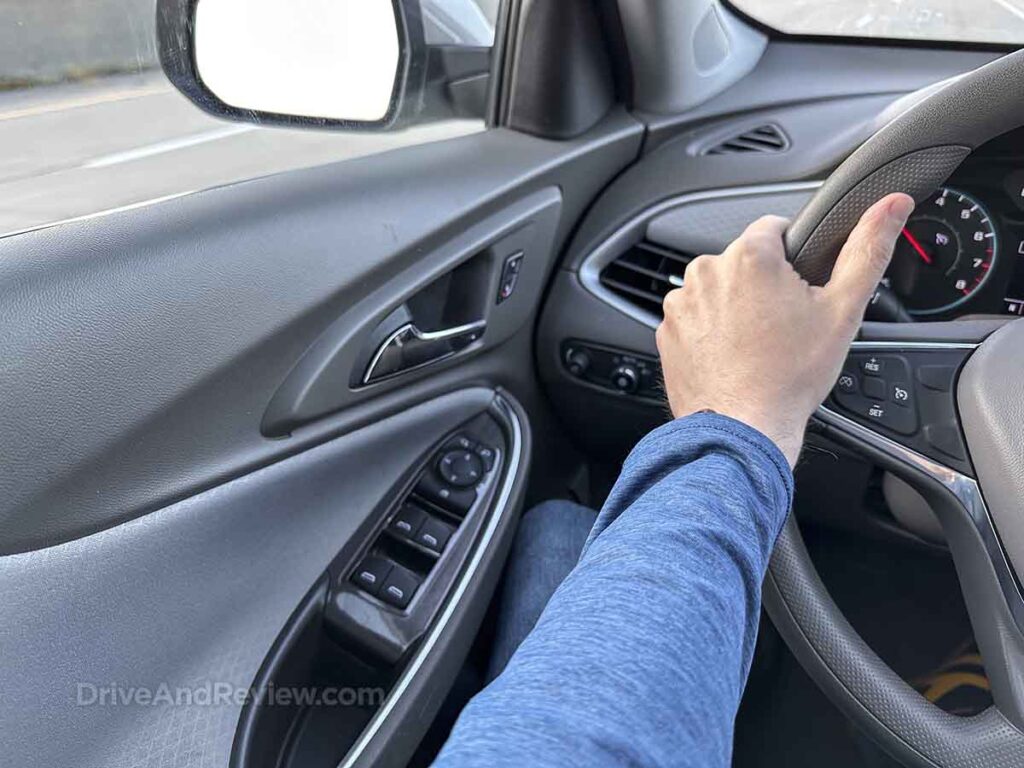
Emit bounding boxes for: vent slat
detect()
[702,124,789,156]
[610,259,678,285]
[598,240,696,320]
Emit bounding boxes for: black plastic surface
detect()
[828,349,974,475]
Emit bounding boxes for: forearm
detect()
[434,413,793,768]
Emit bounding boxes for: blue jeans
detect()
[487,500,598,679]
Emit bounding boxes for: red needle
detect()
[901,227,933,265]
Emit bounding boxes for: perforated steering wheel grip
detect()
[768,48,1024,767]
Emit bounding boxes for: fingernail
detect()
[887,193,915,221]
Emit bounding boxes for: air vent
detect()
[599,241,694,318]
[702,124,789,156]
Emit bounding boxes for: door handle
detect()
[363,320,486,384]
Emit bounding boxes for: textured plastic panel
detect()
[0,388,493,768]
[646,187,814,255]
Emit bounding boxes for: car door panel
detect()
[0,386,506,768]
[0,110,642,555]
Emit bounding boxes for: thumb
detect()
[825,193,915,316]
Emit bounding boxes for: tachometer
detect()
[888,187,998,315]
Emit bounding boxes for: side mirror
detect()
[156,0,493,130]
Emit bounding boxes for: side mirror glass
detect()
[193,0,401,124]
[157,0,495,130]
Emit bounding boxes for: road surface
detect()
[0,73,479,237]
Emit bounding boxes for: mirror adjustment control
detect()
[380,565,421,610]
[351,555,394,597]
[438,449,484,488]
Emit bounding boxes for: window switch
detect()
[387,502,426,541]
[350,555,393,597]
[415,516,455,554]
[380,565,422,610]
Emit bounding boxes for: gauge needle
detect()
[901,227,933,265]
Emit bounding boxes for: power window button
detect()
[380,566,422,610]
[351,556,393,597]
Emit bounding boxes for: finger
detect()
[825,193,915,312]
[727,215,789,262]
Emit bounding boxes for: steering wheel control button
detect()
[891,382,913,408]
[836,372,858,394]
[916,364,956,392]
[438,450,484,488]
[387,503,426,541]
[924,424,968,461]
[862,376,886,400]
[380,565,422,610]
[415,517,455,554]
[860,356,886,376]
[351,555,394,597]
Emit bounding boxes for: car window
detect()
[0,0,498,237]
[729,0,1024,46]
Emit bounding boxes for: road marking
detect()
[991,0,1024,22]
[82,124,257,168]
[0,83,170,122]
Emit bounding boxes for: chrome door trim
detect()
[338,392,524,768]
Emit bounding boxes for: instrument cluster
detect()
[891,132,1024,320]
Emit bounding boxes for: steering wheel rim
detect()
[768,48,1024,767]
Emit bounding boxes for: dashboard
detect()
[898,130,1024,320]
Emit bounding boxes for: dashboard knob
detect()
[610,364,640,394]
[566,349,591,377]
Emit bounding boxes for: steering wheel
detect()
[769,49,1024,766]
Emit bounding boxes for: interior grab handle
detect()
[363,320,486,385]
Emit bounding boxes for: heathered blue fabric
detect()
[433,412,794,767]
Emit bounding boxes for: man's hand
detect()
[657,193,915,467]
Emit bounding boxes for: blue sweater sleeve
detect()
[433,412,794,768]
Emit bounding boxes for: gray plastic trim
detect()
[577,181,823,329]
[338,392,524,768]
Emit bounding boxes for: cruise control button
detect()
[380,566,421,610]
[415,517,455,554]
[891,382,913,407]
[862,376,886,400]
[861,356,886,376]
[836,372,857,394]
[351,555,393,597]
